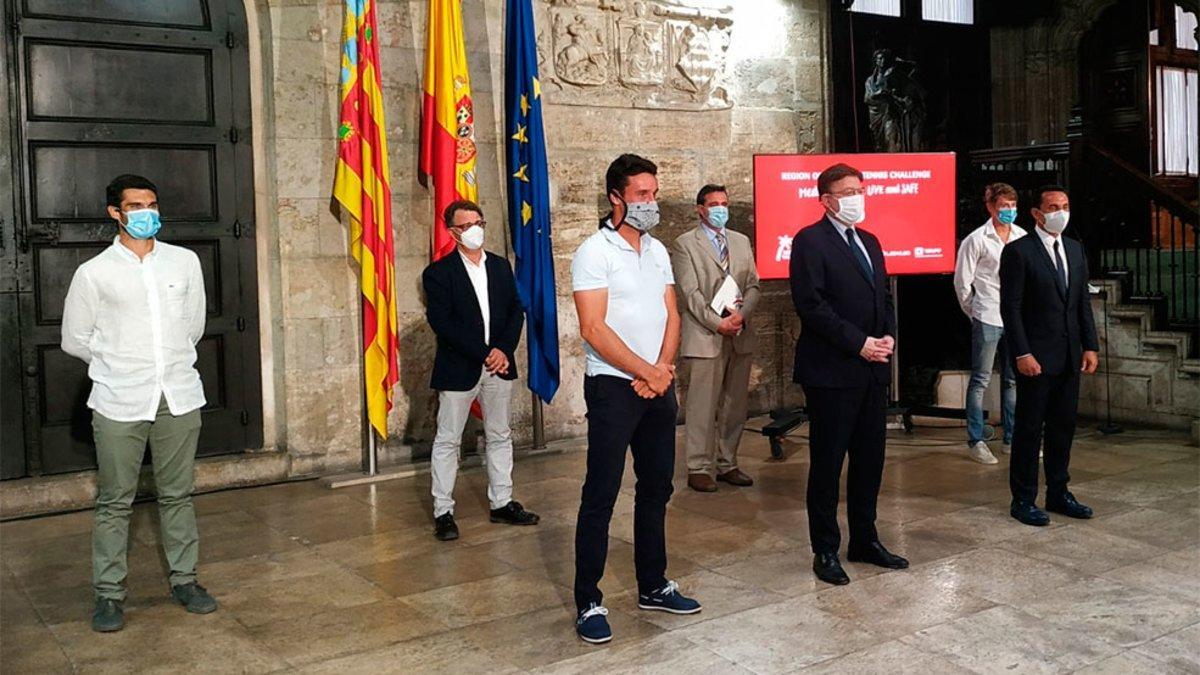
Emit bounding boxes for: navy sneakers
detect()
[637,580,702,615]
[576,603,612,644]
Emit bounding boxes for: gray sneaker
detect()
[171,582,218,614]
[92,598,124,632]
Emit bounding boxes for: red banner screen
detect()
[753,153,957,280]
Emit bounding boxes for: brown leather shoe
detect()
[687,473,717,492]
[716,468,754,487]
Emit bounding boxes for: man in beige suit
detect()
[672,184,761,492]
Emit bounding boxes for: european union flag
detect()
[505,0,559,403]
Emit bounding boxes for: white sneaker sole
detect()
[578,632,612,644]
[637,602,702,615]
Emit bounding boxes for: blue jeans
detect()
[967,319,1016,445]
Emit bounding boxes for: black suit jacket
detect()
[789,216,896,388]
[422,251,524,391]
[999,232,1099,376]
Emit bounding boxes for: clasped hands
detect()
[860,335,895,363]
[631,362,674,399]
[717,309,744,337]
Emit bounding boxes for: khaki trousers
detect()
[683,341,753,475]
[92,396,201,600]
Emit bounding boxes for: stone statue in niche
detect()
[864,49,926,152]
[537,0,733,111]
[620,3,664,85]
[554,13,610,86]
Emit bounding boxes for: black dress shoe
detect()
[847,541,909,569]
[813,552,850,586]
[1046,491,1093,519]
[1011,501,1050,526]
[434,513,459,541]
[490,500,540,526]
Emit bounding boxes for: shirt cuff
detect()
[1016,353,1033,360]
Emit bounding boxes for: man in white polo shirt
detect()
[570,154,701,645]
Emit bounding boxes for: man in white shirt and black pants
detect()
[571,154,701,645]
[61,174,217,633]
[953,183,1027,464]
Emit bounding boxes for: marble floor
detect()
[2,421,1199,674]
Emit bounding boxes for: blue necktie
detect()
[845,228,874,284]
[1053,240,1067,294]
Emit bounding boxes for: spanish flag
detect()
[333,0,399,439]
[419,0,477,262]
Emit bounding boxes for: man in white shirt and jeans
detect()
[61,174,216,633]
[952,183,1027,464]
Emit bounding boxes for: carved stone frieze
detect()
[537,0,733,110]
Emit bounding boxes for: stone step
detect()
[1181,360,1200,379]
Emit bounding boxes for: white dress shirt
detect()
[459,249,490,344]
[571,223,674,380]
[953,218,1027,326]
[60,238,206,422]
[1035,225,1068,287]
[829,218,874,273]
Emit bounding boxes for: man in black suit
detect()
[422,199,540,541]
[999,185,1099,526]
[789,163,908,586]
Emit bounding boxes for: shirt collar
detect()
[827,215,853,238]
[984,219,1028,241]
[111,236,157,263]
[1035,225,1059,247]
[601,222,644,253]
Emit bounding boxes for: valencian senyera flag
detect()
[505,0,559,403]
[333,0,399,439]
[419,0,477,262]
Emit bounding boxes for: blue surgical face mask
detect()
[705,206,729,229]
[997,207,1017,225]
[123,208,161,240]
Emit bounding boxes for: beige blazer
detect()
[670,225,762,358]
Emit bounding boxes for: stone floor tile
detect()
[1074,650,1192,675]
[216,568,392,628]
[353,544,517,597]
[798,638,973,674]
[246,598,449,667]
[1101,546,1200,605]
[678,598,885,673]
[809,564,995,640]
[529,633,752,675]
[996,525,1169,575]
[1076,506,1200,551]
[899,605,1120,674]
[399,570,573,629]
[1131,622,1200,673]
[1010,576,1200,649]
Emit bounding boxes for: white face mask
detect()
[833,194,866,226]
[459,225,485,250]
[1040,210,1069,235]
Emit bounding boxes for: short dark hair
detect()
[442,199,483,228]
[605,153,657,196]
[1034,184,1069,208]
[817,163,863,196]
[106,174,158,209]
[984,182,1017,205]
[696,184,728,205]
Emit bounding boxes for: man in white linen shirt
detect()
[61,174,216,633]
[952,182,1027,464]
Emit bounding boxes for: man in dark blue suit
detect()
[422,200,540,542]
[1000,185,1099,527]
[789,163,908,586]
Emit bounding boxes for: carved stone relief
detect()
[537,0,733,110]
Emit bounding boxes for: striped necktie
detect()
[715,231,729,273]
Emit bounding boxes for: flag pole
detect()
[532,394,546,449]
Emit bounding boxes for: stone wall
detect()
[266,0,827,474]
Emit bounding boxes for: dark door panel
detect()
[3,0,261,479]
